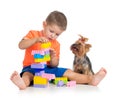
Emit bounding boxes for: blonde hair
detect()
[46,11,67,31]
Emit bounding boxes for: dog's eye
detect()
[78,43,82,46]
[77,59,80,62]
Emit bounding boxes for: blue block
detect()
[34,54,44,59]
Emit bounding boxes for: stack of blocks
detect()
[31,42,76,88]
[31,42,55,88]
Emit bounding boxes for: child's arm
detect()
[18,38,38,49]
[18,37,49,49]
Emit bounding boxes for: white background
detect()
[0,0,120,98]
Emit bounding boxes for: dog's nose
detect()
[79,70,83,74]
[71,44,77,48]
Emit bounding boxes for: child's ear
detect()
[43,21,47,28]
[85,44,92,52]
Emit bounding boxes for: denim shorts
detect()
[20,65,68,77]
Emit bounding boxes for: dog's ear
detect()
[85,44,92,52]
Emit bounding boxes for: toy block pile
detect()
[31,42,76,88]
[31,42,55,88]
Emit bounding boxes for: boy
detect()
[10,11,107,90]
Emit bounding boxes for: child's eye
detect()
[56,34,59,36]
[50,30,54,33]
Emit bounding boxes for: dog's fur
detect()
[70,35,94,75]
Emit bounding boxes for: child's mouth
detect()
[48,37,52,40]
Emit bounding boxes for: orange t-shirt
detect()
[22,30,60,67]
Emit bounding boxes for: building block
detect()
[43,55,50,61]
[54,77,68,85]
[34,58,45,63]
[33,54,44,59]
[67,81,76,87]
[41,73,55,81]
[31,63,46,69]
[34,84,48,88]
[41,42,51,49]
[34,57,50,62]
[31,50,45,55]
[57,80,65,87]
[44,49,50,54]
[34,76,48,85]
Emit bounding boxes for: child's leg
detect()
[63,67,107,86]
[89,68,107,86]
[10,71,34,90]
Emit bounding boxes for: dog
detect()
[70,35,94,75]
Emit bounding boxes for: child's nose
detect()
[51,33,55,38]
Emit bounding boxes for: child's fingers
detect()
[39,37,49,42]
[49,48,56,56]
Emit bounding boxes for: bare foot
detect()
[10,71,26,90]
[90,67,107,86]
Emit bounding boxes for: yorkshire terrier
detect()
[70,35,94,75]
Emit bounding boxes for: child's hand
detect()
[50,48,56,58]
[49,48,59,67]
[38,37,49,43]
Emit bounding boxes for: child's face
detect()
[43,22,63,40]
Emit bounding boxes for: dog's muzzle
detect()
[71,44,79,52]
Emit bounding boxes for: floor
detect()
[1,81,108,98]
[1,73,118,98]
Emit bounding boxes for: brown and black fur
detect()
[70,35,94,75]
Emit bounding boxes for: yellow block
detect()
[41,42,51,48]
[34,76,48,85]
[34,58,45,62]
[54,77,68,84]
